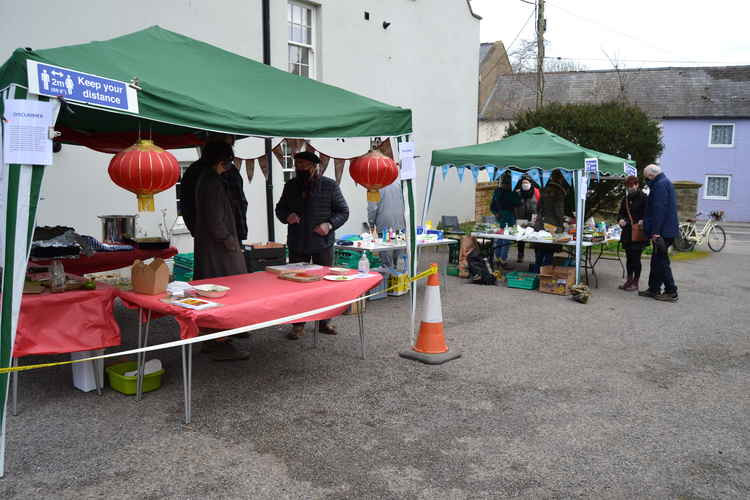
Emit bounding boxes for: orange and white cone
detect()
[399,263,461,364]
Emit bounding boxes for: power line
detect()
[545,56,749,65]
[506,8,535,52]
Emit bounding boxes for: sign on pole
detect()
[624,163,637,177]
[27,60,139,113]
[398,141,416,180]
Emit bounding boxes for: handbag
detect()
[625,196,646,242]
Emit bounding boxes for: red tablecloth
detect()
[15,283,122,357]
[32,247,178,275]
[118,269,382,339]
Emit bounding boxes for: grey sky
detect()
[471,0,750,70]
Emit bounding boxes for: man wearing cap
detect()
[275,151,350,339]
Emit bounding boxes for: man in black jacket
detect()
[275,151,349,339]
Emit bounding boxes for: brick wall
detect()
[475,182,498,222]
[673,180,702,222]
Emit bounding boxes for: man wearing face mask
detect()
[275,151,350,339]
[514,176,538,263]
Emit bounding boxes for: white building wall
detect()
[0,0,479,252]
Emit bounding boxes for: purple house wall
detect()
[661,119,750,222]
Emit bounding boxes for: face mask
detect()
[521,183,531,191]
[295,169,311,182]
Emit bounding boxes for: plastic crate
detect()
[446,264,459,276]
[367,268,388,301]
[106,361,165,396]
[244,245,286,273]
[505,271,539,290]
[334,248,382,269]
[173,252,194,268]
[173,263,193,282]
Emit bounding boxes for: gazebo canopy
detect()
[431,127,635,176]
[0,26,412,147]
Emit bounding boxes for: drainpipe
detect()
[262,0,275,241]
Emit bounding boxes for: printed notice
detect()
[398,141,416,180]
[3,99,55,165]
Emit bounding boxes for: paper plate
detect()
[323,275,355,281]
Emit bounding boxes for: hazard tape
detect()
[0,266,438,375]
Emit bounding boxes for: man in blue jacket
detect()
[640,164,680,302]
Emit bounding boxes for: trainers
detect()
[638,289,658,298]
[287,325,305,340]
[318,324,338,335]
[655,292,678,302]
[204,340,249,361]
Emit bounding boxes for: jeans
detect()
[493,239,511,261]
[647,238,677,294]
[289,247,334,327]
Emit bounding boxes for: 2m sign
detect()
[26,60,139,113]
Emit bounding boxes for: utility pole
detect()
[535,0,545,109]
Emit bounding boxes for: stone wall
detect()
[673,180,702,221]
[475,182,498,221]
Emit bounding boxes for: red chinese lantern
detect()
[349,150,399,202]
[108,139,180,212]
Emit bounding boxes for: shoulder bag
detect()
[626,196,646,242]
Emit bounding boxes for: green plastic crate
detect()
[106,361,165,396]
[447,264,459,276]
[334,248,382,269]
[505,271,539,290]
[173,252,194,268]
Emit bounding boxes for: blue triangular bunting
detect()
[528,168,542,187]
[485,166,495,182]
[470,166,479,183]
[510,170,523,190]
[542,170,552,187]
[561,170,574,187]
[456,166,465,183]
[442,165,450,180]
[494,167,507,181]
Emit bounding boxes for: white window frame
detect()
[703,174,731,201]
[708,123,735,148]
[288,1,317,79]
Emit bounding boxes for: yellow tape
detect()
[0,266,439,375]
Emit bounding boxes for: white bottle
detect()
[358,254,370,274]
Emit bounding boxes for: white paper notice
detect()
[398,141,416,180]
[579,175,589,200]
[2,99,55,165]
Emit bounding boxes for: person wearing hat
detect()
[275,151,350,339]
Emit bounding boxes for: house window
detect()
[709,124,734,147]
[704,175,731,200]
[288,1,316,78]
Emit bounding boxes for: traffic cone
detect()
[399,263,461,365]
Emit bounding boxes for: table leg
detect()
[11,358,18,416]
[358,297,366,360]
[136,310,152,402]
[93,350,103,396]
[181,344,192,424]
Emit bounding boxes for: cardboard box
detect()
[131,258,169,295]
[538,265,577,295]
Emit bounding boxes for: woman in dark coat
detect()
[514,176,538,263]
[490,175,520,269]
[193,143,247,280]
[617,175,648,291]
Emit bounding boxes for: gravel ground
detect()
[1,246,748,499]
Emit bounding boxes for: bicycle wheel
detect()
[674,223,695,252]
[708,225,726,252]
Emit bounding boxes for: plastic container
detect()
[505,271,539,290]
[71,350,104,392]
[335,249,382,269]
[367,267,388,301]
[106,361,165,395]
[357,254,370,274]
[173,252,195,281]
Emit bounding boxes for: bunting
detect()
[245,158,255,183]
[257,156,269,178]
[470,166,479,183]
[542,169,552,187]
[527,168,542,187]
[510,170,523,190]
[334,158,346,185]
[442,165,450,180]
[485,165,495,182]
[319,153,331,176]
[376,138,395,159]
[561,170,574,187]
[288,138,306,155]
[456,166,465,183]
[272,143,285,167]
[494,167,506,182]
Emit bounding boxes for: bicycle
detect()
[675,210,726,252]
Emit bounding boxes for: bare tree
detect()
[509,39,587,73]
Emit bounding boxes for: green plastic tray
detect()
[106,361,165,396]
[505,271,539,290]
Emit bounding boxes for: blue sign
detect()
[27,60,138,113]
[624,163,637,177]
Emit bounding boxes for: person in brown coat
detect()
[193,141,249,361]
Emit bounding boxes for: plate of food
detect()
[192,284,230,298]
[323,275,355,282]
[328,267,351,275]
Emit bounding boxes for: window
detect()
[288,1,316,78]
[704,175,731,200]
[175,161,192,217]
[709,124,734,147]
